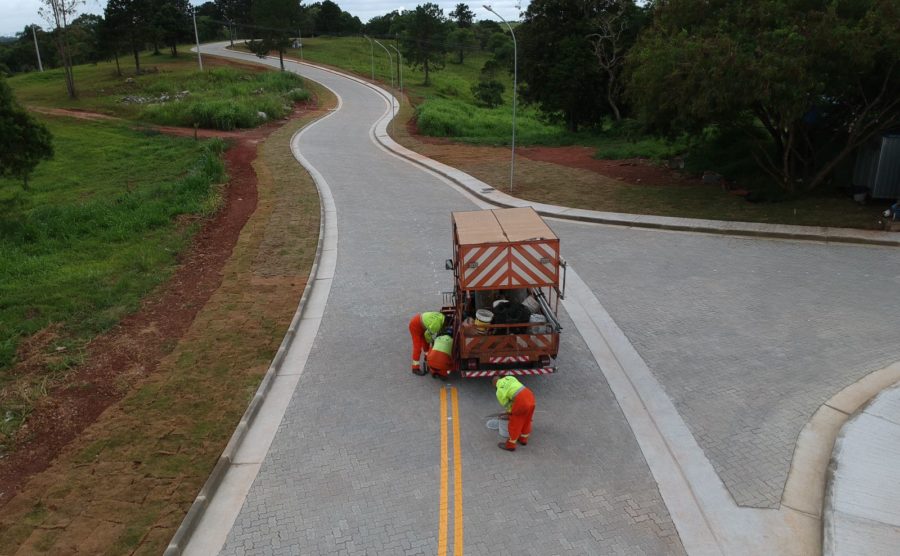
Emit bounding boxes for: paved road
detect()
[556,222,900,508]
[194,45,900,555]
[203,47,684,555]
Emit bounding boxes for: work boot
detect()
[519,436,529,446]
[412,366,425,376]
[498,441,516,452]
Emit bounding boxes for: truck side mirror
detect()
[445,259,453,270]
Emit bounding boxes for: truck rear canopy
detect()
[452,207,560,290]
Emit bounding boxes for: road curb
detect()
[163,109,331,556]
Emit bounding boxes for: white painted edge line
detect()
[165,63,342,556]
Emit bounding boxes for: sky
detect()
[0,0,528,38]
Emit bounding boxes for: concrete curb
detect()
[822,368,900,555]
[163,106,331,556]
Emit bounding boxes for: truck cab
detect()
[442,207,565,378]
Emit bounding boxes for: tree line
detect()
[362,0,900,194]
[3,0,899,194]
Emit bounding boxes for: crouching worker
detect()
[408,311,445,375]
[493,375,535,451]
[427,335,453,379]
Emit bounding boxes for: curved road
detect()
[185,44,900,555]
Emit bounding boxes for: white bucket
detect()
[475,309,493,335]
[529,313,548,333]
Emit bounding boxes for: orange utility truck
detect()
[441,207,565,378]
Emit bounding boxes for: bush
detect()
[415,98,564,144]
[471,80,504,108]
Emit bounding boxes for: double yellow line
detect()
[438,387,463,556]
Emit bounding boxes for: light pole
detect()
[373,39,396,134]
[483,5,517,193]
[389,43,403,97]
[363,35,375,80]
[31,25,43,72]
[192,7,203,71]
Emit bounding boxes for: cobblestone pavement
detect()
[555,221,900,508]
[208,47,685,555]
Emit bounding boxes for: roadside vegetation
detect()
[0,77,334,556]
[1,51,310,453]
[0,115,223,449]
[11,52,308,130]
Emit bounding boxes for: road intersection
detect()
[177,44,900,555]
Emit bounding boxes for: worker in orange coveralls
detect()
[426,335,453,380]
[493,374,536,451]
[409,311,445,375]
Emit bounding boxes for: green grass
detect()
[10,50,309,130]
[276,37,681,157]
[0,115,225,444]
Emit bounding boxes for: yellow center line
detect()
[438,388,449,556]
[451,387,464,556]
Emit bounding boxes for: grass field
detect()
[12,50,308,129]
[0,115,225,447]
[0,79,336,556]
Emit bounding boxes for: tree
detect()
[315,0,343,34]
[366,11,401,36]
[447,27,475,64]
[472,79,504,107]
[519,0,609,132]
[39,0,83,99]
[105,0,151,74]
[586,0,644,121]
[0,77,53,189]
[151,0,191,57]
[398,3,450,86]
[251,0,300,70]
[450,3,475,28]
[627,0,900,192]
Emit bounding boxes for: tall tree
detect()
[450,3,475,28]
[627,0,900,192]
[0,77,53,189]
[39,0,83,98]
[519,0,609,132]
[448,27,475,64]
[586,0,644,121]
[398,3,450,86]
[251,0,301,70]
[152,0,191,56]
[315,0,343,34]
[105,0,151,74]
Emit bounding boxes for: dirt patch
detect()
[26,107,121,121]
[0,130,257,507]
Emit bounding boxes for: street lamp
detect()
[389,43,403,97]
[483,5,517,193]
[373,38,396,134]
[363,35,375,80]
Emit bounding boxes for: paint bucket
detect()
[529,313,548,333]
[475,309,493,335]
[522,295,540,314]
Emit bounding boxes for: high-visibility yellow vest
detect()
[421,312,445,344]
[432,335,453,355]
[495,376,525,411]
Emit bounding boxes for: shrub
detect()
[471,80,504,108]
